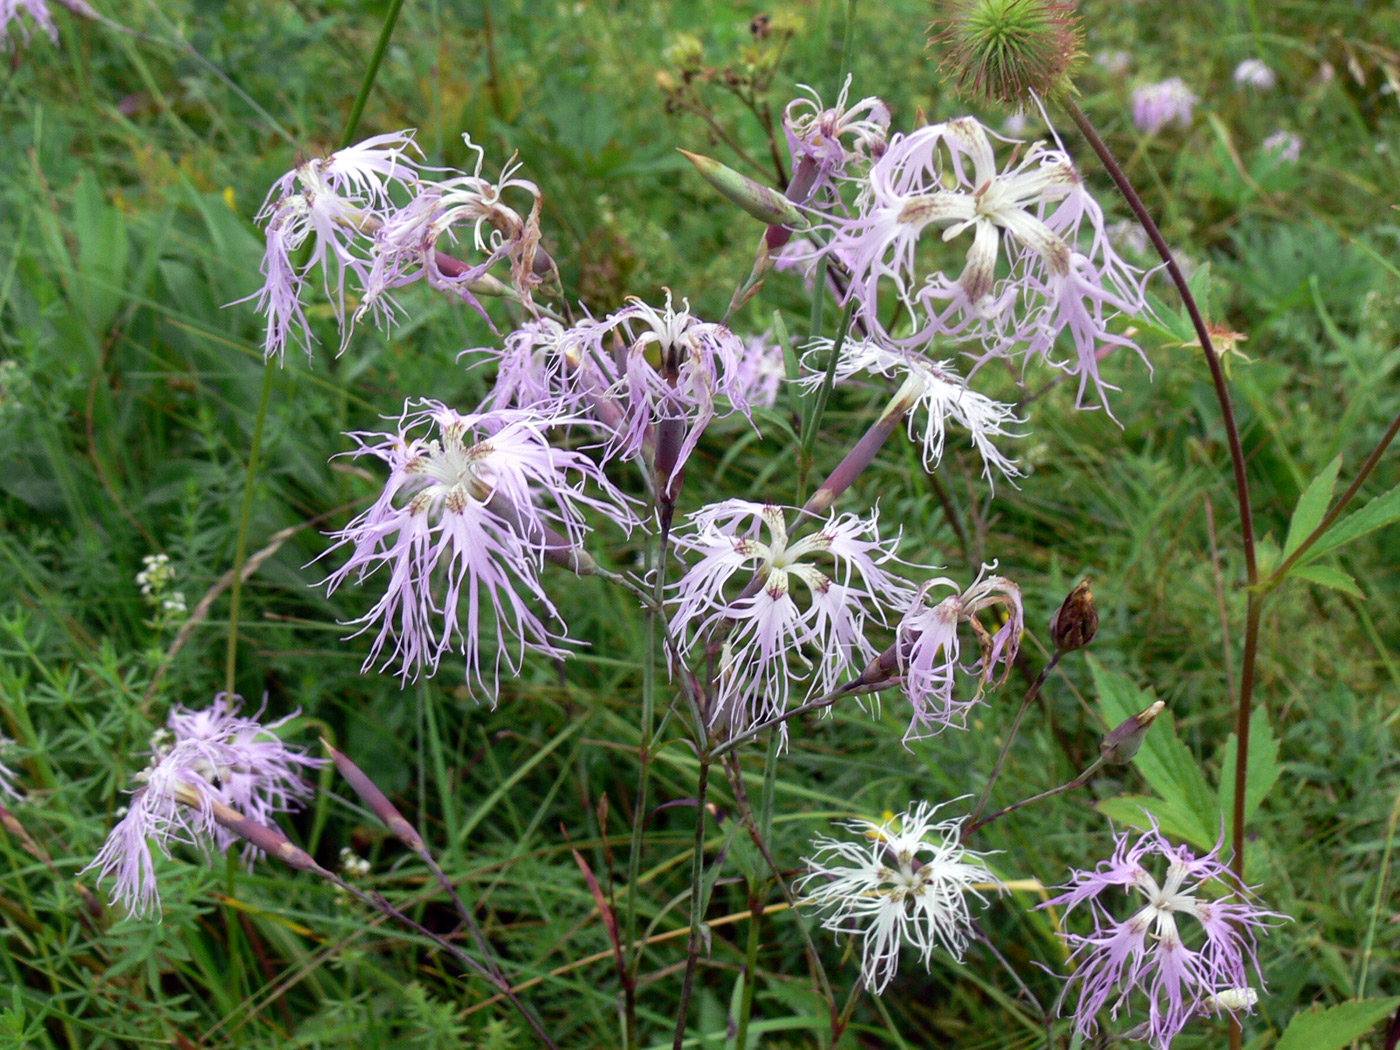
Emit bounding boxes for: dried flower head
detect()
[931,0,1083,107]
[798,800,997,992]
[1049,577,1098,652]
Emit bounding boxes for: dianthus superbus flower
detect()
[802,116,1149,411]
[798,800,996,992]
[800,337,1022,481]
[321,402,636,694]
[668,499,912,731]
[1233,59,1275,91]
[82,695,322,918]
[896,567,1022,740]
[565,292,754,481]
[782,74,890,205]
[246,131,426,361]
[357,137,544,324]
[1041,823,1285,1049]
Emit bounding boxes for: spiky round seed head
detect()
[930,0,1084,107]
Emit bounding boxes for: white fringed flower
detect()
[798,801,996,993]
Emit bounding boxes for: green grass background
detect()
[1,0,1400,1047]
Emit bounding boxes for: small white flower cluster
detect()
[136,554,186,618]
[338,847,371,879]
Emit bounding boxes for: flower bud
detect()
[677,149,810,231]
[1049,577,1097,653]
[1100,700,1164,765]
[930,0,1084,108]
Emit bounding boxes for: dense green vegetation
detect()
[2,1,1399,1048]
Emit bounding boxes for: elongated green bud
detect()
[677,149,809,230]
[1100,700,1165,765]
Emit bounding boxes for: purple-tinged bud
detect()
[1049,578,1098,654]
[930,0,1084,107]
[677,149,810,231]
[1100,700,1164,765]
[207,797,330,876]
[322,740,426,854]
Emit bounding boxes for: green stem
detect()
[224,364,274,696]
[225,0,406,696]
[1268,406,1400,586]
[341,0,407,150]
[734,888,763,1050]
[672,753,713,1050]
[963,652,1060,835]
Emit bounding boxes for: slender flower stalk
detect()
[82,695,322,917]
[798,800,997,992]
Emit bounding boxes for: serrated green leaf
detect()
[1186,260,1214,316]
[1299,483,1400,563]
[1274,996,1400,1050]
[1289,563,1365,597]
[1095,795,1216,848]
[1218,707,1282,828]
[1089,657,1219,848]
[1283,454,1343,557]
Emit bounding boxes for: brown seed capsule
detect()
[1049,578,1098,653]
[1100,700,1165,765]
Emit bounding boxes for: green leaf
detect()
[1089,657,1219,848]
[1300,483,1400,563]
[1289,563,1365,597]
[1218,707,1282,829]
[1274,997,1400,1050]
[1283,454,1343,557]
[1095,795,1216,848]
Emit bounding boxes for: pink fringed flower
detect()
[1131,79,1198,134]
[82,695,322,918]
[566,292,754,479]
[246,131,426,361]
[803,117,1149,411]
[797,800,996,993]
[3,0,57,45]
[799,337,1022,481]
[1042,824,1285,1049]
[782,74,890,205]
[357,137,544,324]
[669,499,913,731]
[896,567,1022,740]
[321,401,635,694]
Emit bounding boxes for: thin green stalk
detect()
[837,0,858,88]
[223,364,274,696]
[964,652,1061,835]
[342,0,407,150]
[798,295,857,504]
[224,0,406,695]
[1267,406,1400,586]
[623,534,665,1048]
[672,753,713,1050]
[734,889,763,1050]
